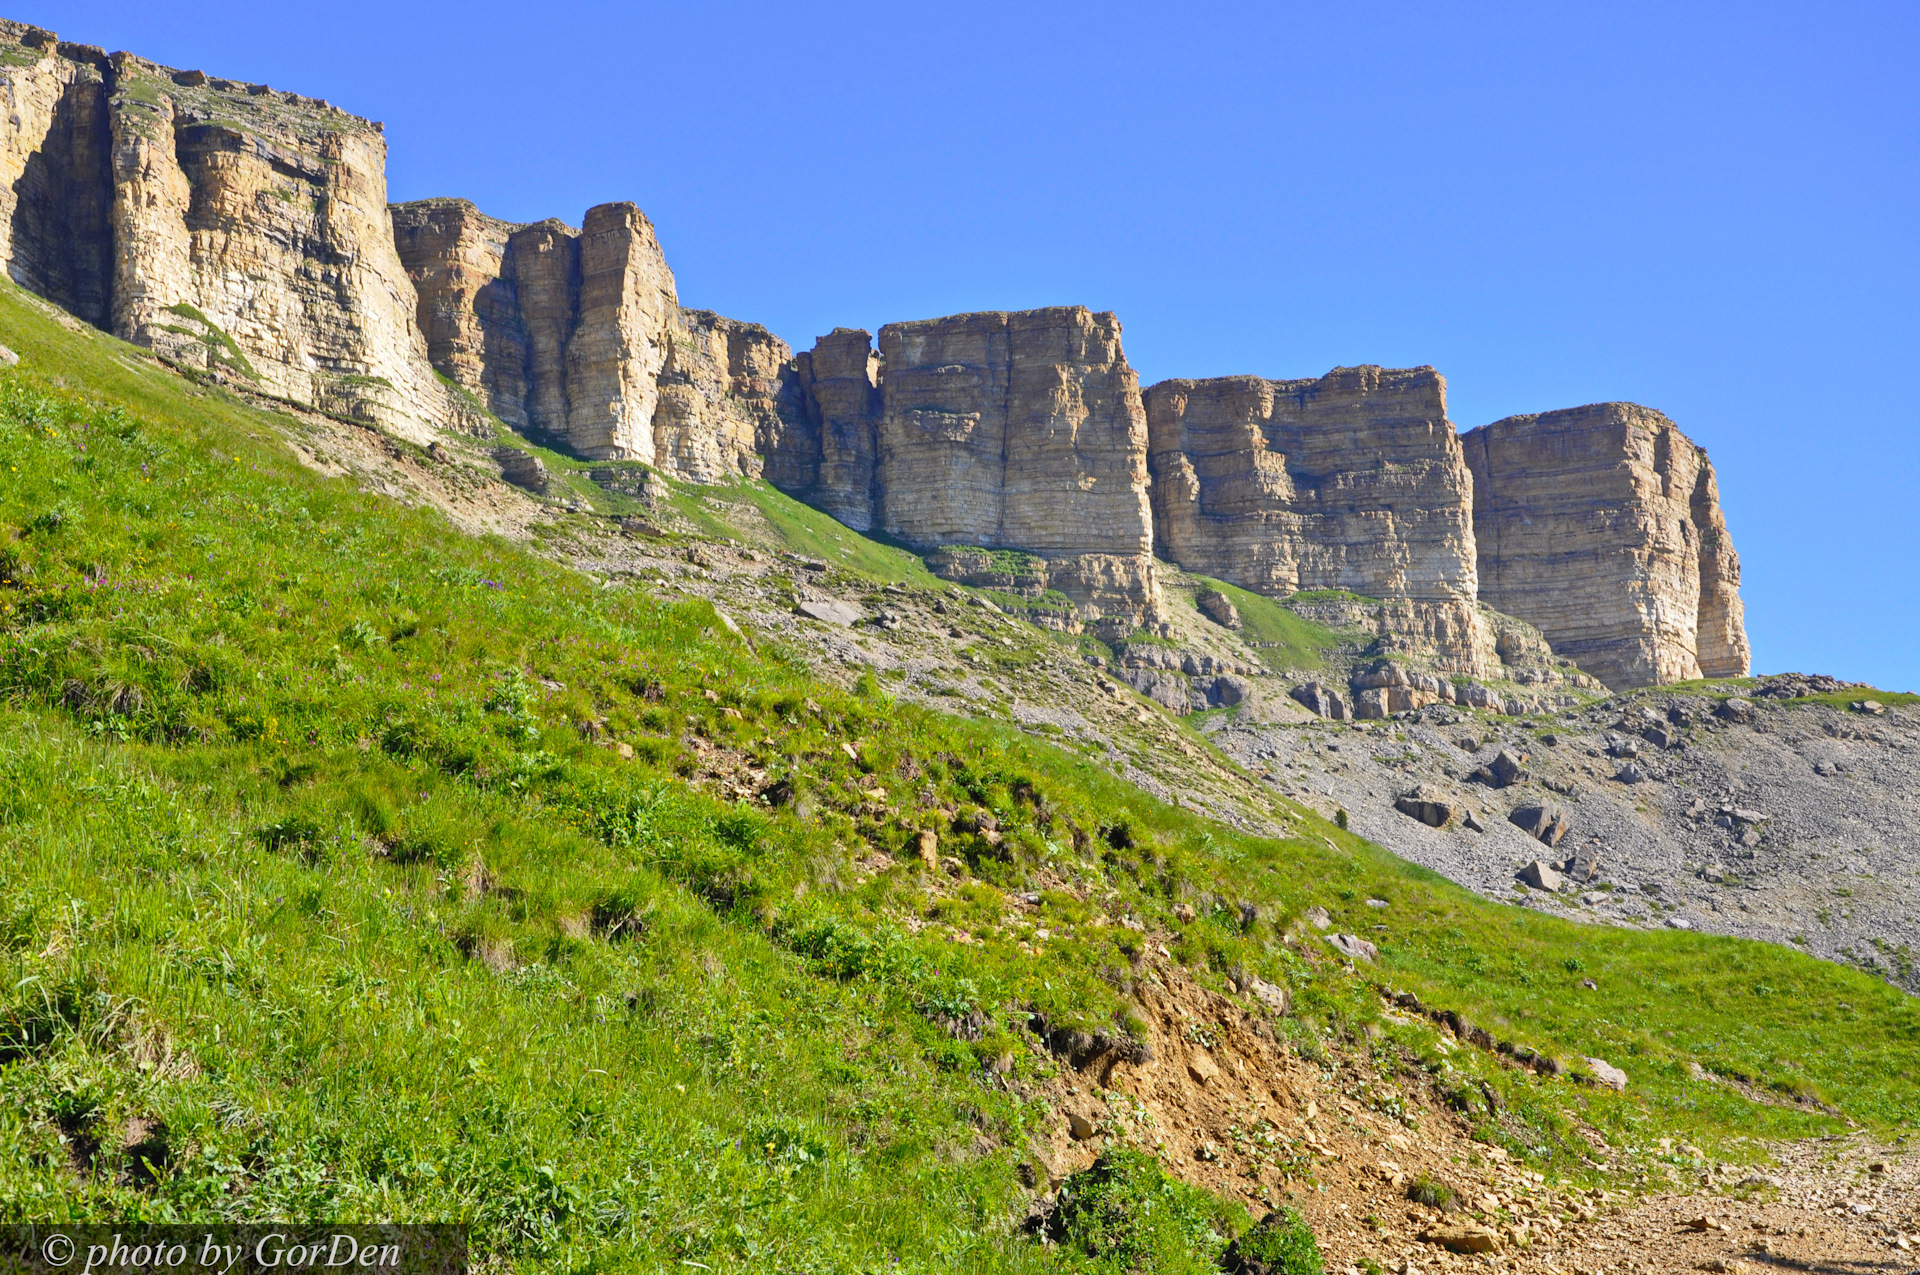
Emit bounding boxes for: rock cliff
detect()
[393,198,799,478]
[778,309,1162,631]
[0,17,1752,687]
[0,22,466,441]
[1144,366,1494,674]
[1462,402,1750,690]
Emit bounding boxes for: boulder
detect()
[1560,848,1602,883]
[1419,1223,1503,1254]
[1584,1057,1628,1091]
[1395,785,1457,829]
[1353,687,1392,720]
[796,599,862,626]
[1613,763,1647,784]
[1518,860,1564,892]
[1289,682,1350,721]
[1851,699,1886,716]
[1245,978,1291,1016]
[1716,697,1756,722]
[1509,801,1570,846]
[1305,906,1332,930]
[493,448,549,495]
[1325,933,1378,962]
[1470,748,1528,788]
[1195,587,1241,629]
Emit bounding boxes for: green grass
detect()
[0,279,1916,1269]
[1183,576,1355,673]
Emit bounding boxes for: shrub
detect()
[1223,1206,1323,1275]
[1040,1148,1240,1273]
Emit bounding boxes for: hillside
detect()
[1,282,1917,1271]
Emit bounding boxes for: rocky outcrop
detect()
[782,309,1162,630]
[1145,366,1496,674]
[390,198,529,428]
[394,198,797,478]
[653,309,808,484]
[0,20,1752,681]
[0,24,470,442]
[1463,402,1750,690]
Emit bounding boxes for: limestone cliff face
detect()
[389,198,529,429]
[653,309,808,484]
[0,23,468,442]
[1462,402,1750,690]
[0,34,113,329]
[781,309,1162,628]
[394,199,794,478]
[1145,366,1491,673]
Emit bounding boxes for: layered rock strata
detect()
[779,309,1162,630]
[0,23,467,441]
[393,199,798,477]
[1462,403,1750,690]
[1145,366,1493,674]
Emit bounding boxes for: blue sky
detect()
[38,2,1920,689]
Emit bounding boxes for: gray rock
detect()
[1195,588,1242,630]
[1471,748,1529,788]
[796,599,863,626]
[1325,933,1378,962]
[1614,763,1647,784]
[1716,697,1756,722]
[0,344,21,368]
[1289,682,1350,721]
[1509,801,1570,847]
[1584,1056,1628,1091]
[1305,905,1332,930]
[1246,978,1291,1016]
[1851,699,1886,716]
[1395,785,1457,829]
[1518,860,1564,892]
[493,447,549,495]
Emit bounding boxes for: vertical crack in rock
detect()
[1461,402,1750,690]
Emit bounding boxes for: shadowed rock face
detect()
[1145,366,1494,673]
[1462,402,1750,690]
[390,198,530,429]
[780,309,1162,629]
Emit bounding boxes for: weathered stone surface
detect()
[1195,587,1241,629]
[652,309,805,483]
[1146,365,1492,671]
[1325,933,1378,962]
[1509,802,1571,847]
[783,310,1161,628]
[796,599,862,626]
[493,447,548,495]
[395,196,802,480]
[391,198,529,428]
[1395,785,1457,829]
[561,201,676,460]
[1518,859,1564,891]
[0,37,112,328]
[1584,1056,1628,1091]
[81,42,464,441]
[1289,682,1350,720]
[1463,402,1750,690]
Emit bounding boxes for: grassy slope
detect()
[1182,576,1354,674]
[0,285,1915,1269]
